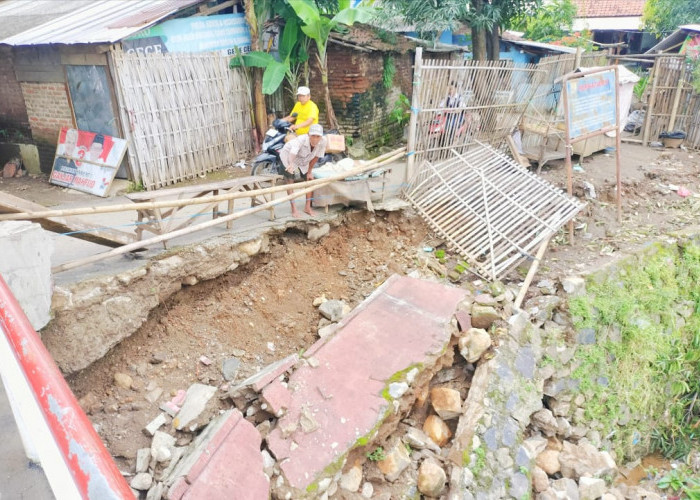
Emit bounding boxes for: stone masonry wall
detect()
[21,82,74,172]
[0,47,30,135]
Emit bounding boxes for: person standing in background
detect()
[282,86,319,136]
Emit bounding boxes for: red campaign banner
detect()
[49,128,128,197]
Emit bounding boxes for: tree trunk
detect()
[243,0,267,146]
[317,53,339,130]
[487,27,500,61]
[470,0,487,61]
[471,25,487,61]
[252,71,267,144]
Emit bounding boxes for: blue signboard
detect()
[565,70,616,140]
[125,14,251,56]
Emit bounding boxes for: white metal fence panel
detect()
[403,143,585,280]
[407,57,545,166]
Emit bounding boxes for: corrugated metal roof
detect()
[0,0,93,40]
[1,0,204,46]
[646,25,700,54]
[505,39,577,54]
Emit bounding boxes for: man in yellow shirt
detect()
[283,86,319,135]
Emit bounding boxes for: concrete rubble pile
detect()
[118,268,659,499]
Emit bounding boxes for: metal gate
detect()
[406,48,545,175]
[111,47,255,190]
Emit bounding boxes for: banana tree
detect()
[242,0,273,144]
[231,17,308,96]
[287,0,375,129]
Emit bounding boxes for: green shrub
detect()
[569,242,700,461]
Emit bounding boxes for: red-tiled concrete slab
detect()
[167,410,268,500]
[266,275,465,490]
[262,379,292,416]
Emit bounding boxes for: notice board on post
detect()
[565,69,616,140]
[562,66,622,232]
[49,127,128,197]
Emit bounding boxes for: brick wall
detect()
[21,82,74,172]
[310,45,415,152]
[0,47,30,135]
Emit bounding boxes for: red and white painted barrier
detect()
[0,275,133,499]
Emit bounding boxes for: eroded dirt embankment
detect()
[64,210,431,461]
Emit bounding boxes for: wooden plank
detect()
[194,0,235,16]
[0,192,135,248]
[60,52,108,66]
[124,175,279,201]
[14,69,65,83]
[506,135,530,167]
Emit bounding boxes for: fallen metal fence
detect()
[403,143,585,280]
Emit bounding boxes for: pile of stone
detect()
[124,382,221,498]
[119,270,664,499]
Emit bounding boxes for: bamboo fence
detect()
[407,57,546,168]
[111,47,255,190]
[642,56,700,150]
[403,143,585,280]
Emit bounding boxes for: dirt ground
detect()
[12,140,700,476]
[530,142,700,281]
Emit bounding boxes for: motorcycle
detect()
[251,117,294,176]
[429,110,481,140]
[251,115,345,177]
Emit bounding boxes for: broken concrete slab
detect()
[265,275,466,492]
[261,379,292,418]
[231,353,299,393]
[144,413,167,436]
[318,299,350,322]
[136,448,151,473]
[221,357,240,381]
[0,221,53,330]
[165,410,268,500]
[151,431,176,464]
[173,384,217,431]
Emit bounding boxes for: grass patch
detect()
[569,241,700,461]
[366,446,386,461]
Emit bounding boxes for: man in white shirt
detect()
[279,123,327,217]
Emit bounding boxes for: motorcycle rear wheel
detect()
[251,160,279,176]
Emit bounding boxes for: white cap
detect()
[308,124,323,136]
[297,86,310,96]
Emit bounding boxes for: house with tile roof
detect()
[571,0,657,54]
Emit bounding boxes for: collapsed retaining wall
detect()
[43,220,336,375]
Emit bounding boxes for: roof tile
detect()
[573,0,646,18]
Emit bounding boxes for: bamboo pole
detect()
[642,62,660,146]
[562,77,574,244]
[406,47,422,182]
[668,62,687,131]
[513,236,551,310]
[52,183,321,274]
[0,149,405,222]
[615,66,622,223]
